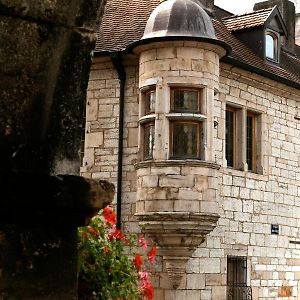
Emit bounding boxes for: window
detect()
[140,88,156,160]
[265,31,279,62]
[143,122,155,160]
[225,106,261,173]
[227,256,251,300]
[225,108,236,168]
[169,88,204,159]
[170,122,202,159]
[145,90,156,115]
[171,88,200,112]
[246,112,256,172]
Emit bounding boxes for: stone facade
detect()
[81,42,300,300]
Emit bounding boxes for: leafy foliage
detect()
[78,207,156,300]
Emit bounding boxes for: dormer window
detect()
[265,30,279,62]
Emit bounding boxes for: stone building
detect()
[81,0,300,299]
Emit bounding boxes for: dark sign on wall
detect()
[271,224,279,235]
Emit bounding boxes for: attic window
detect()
[265,31,279,62]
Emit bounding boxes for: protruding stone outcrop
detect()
[0,0,110,298]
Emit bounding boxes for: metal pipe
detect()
[110,52,126,229]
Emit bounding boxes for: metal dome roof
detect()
[142,0,216,40]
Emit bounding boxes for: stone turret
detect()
[130,0,229,289]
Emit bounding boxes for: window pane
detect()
[173,90,199,112]
[227,256,247,286]
[172,123,199,158]
[144,124,155,160]
[266,34,275,59]
[226,110,235,167]
[246,115,254,171]
[145,90,156,114]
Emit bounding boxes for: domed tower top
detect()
[142,0,216,40]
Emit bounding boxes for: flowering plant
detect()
[78,206,156,300]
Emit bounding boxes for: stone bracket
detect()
[136,212,219,289]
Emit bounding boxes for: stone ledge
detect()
[0,172,114,226]
[135,160,221,169]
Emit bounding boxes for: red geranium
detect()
[103,206,117,225]
[88,227,99,235]
[138,236,148,250]
[143,283,154,300]
[147,246,157,264]
[108,229,123,240]
[133,254,143,271]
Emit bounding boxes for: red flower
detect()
[143,283,154,300]
[108,229,123,240]
[133,254,143,271]
[147,246,156,264]
[88,227,99,235]
[138,236,147,250]
[103,207,117,225]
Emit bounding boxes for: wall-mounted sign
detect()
[271,224,279,235]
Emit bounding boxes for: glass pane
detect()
[145,90,156,114]
[226,110,235,167]
[246,116,254,171]
[227,256,247,286]
[266,34,275,59]
[144,124,155,160]
[173,90,199,112]
[173,123,198,158]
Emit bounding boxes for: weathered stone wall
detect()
[0,0,112,299]
[83,50,300,299]
[81,55,140,232]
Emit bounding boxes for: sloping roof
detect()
[214,20,300,86]
[222,7,273,31]
[95,0,300,89]
[95,0,158,52]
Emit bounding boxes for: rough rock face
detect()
[0,0,111,299]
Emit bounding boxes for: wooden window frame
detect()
[227,256,247,286]
[169,121,202,159]
[246,111,257,172]
[170,87,201,113]
[225,106,237,169]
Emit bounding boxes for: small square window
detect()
[171,88,201,113]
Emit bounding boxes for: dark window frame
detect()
[246,111,257,172]
[169,120,202,159]
[227,256,247,287]
[170,87,201,113]
[225,106,237,168]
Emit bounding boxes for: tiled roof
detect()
[95,0,300,88]
[222,8,273,31]
[213,20,300,86]
[95,0,159,52]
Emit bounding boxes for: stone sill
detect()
[222,166,268,181]
[138,114,156,124]
[166,112,206,121]
[135,159,220,169]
